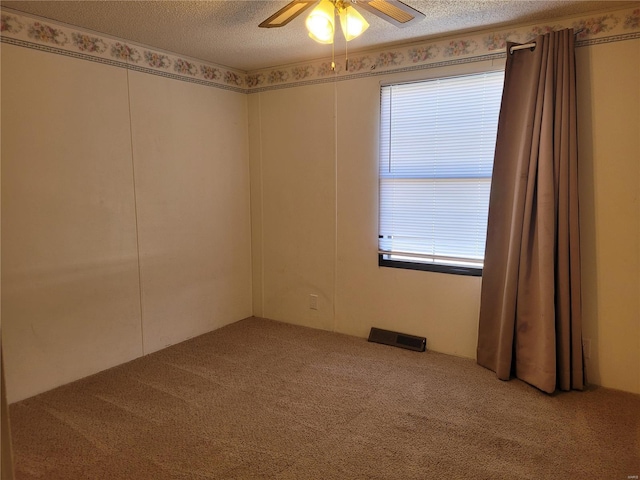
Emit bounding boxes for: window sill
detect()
[378,256,483,277]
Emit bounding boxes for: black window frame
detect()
[377,69,505,277]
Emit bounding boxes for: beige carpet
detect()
[9,317,640,479]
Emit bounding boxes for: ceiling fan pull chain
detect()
[345,24,349,71]
[331,25,336,71]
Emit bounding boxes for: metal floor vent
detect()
[368,327,426,352]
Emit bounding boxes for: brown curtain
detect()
[477,29,584,394]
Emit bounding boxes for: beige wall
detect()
[576,39,640,394]
[128,71,252,354]
[1,42,16,479]
[249,85,337,331]
[1,26,638,402]
[249,60,502,358]
[2,45,143,403]
[250,40,640,394]
[1,344,14,480]
[1,45,252,402]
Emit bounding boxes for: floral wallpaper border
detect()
[0,9,246,94]
[2,6,640,94]
[247,6,640,93]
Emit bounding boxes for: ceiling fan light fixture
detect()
[339,5,369,41]
[260,0,425,41]
[306,0,335,44]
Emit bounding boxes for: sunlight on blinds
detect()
[379,70,504,269]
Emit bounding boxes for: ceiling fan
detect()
[259,0,425,44]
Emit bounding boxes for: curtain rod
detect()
[509,29,583,54]
[509,28,584,54]
[510,43,536,54]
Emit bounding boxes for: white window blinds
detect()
[379,70,504,270]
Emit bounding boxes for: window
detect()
[378,70,504,276]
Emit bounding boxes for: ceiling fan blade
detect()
[355,0,425,28]
[259,0,318,28]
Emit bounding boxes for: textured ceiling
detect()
[2,0,635,71]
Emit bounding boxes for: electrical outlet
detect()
[582,338,592,360]
[309,294,318,310]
